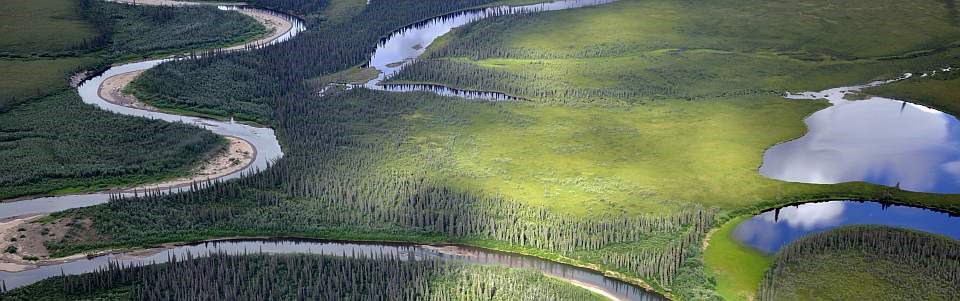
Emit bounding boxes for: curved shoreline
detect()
[0,3,296,205]
[759,66,960,193]
[0,0,298,274]
[0,235,667,300]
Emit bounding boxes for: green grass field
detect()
[429,0,960,60]
[703,217,772,301]
[405,97,899,215]
[866,70,960,115]
[0,58,95,108]
[0,0,96,56]
[391,0,960,298]
[409,0,960,103]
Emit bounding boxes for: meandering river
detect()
[2,0,958,297]
[0,1,671,300]
[0,5,303,219]
[362,0,618,100]
[0,238,665,300]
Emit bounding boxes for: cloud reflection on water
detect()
[761,93,960,193]
[734,201,960,254]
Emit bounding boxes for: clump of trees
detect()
[2,252,607,300]
[758,226,960,301]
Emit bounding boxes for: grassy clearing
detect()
[0,58,95,108]
[409,0,960,102]
[0,0,96,56]
[703,217,772,301]
[428,0,960,60]
[401,96,959,216]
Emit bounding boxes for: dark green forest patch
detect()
[758,226,960,301]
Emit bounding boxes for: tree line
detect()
[2,252,606,300]
[389,59,668,103]
[758,226,960,301]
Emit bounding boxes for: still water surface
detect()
[761,69,960,194]
[734,200,960,254]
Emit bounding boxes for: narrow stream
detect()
[0,239,665,301]
[361,0,618,100]
[0,6,304,219]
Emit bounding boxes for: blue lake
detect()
[761,71,960,194]
[734,200,960,254]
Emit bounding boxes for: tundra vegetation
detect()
[0,0,265,199]
[7,0,960,300]
[1,253,606,300]
[758,226,960,301]
[866,66,960,115]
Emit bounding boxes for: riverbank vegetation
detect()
[127,0,512,123]
[865,68,960,116]
[758,226,960,301]
[701,217,772,301]
[0,0,265,200]
[1,252,606,300]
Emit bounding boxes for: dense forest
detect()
[758,226,960,301]
[0,0,266,199]
[0,91,224,199]
[40,88,717,298]
[1,252,606,300]
[128,0,509,123]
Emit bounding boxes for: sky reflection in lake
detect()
[760,80,960,193]
[734,200,960,254]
